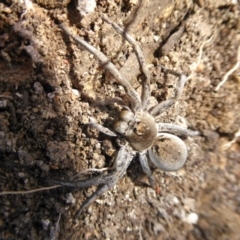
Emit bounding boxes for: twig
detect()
[222,129,240,150]
[0,185,61,196]
[20,0,34,19]
[215,45,240,91]
[55,212,61,231]
[186,35,213,81]
[195,35,213,71]
[50,213,61,240]
[138,219,143,240]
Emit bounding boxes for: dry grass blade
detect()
[215,45,240,91]
[0,185,61,195]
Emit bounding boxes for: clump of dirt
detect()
[0,0,240,239]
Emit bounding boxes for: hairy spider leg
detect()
[46,145,134,218]
[88,122,117,137]
[74,184,110,219]
[74,145,134,218]
[44,175,104,188]
[157,123,199,137]
[45,146,132,189]
[101,14,151,110]
[139,152,155,188]
[150,71,188,117]
[60,23,141,112]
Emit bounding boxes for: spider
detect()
[47,15,199,219]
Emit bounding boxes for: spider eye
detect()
[148,133,188,171]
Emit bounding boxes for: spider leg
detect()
[139,152,155,188]
[73,167,109,178]
[157,123,199,137]
[88,122,117,137]
[74,145,134,218]
[74,184,110,219]
[44,175,104,188]
[75,144,133,219]
[46,145,134,218]
[101,14,150,110]
[73,148,131,219]
[150,72,188,117]
[60,24,141,112]
[45,146,131,188]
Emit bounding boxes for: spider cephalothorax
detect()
[46,14,198,219]
[114,110,157,151]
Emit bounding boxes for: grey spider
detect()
[47,15,198,219]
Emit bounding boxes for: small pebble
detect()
[18,172,25,178]
[66,193,76,204]
[184,212,199,224]
[41,218,50,231]
[36,160,43,167]
[40,164,50,172]
[33,82,44,95]
[72,89,80,97]
[77,0,96,16]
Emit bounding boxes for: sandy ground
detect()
[0,0,240,239]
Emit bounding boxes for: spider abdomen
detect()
[148,133,188,171]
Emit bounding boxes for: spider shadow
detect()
[127,154,152,189]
